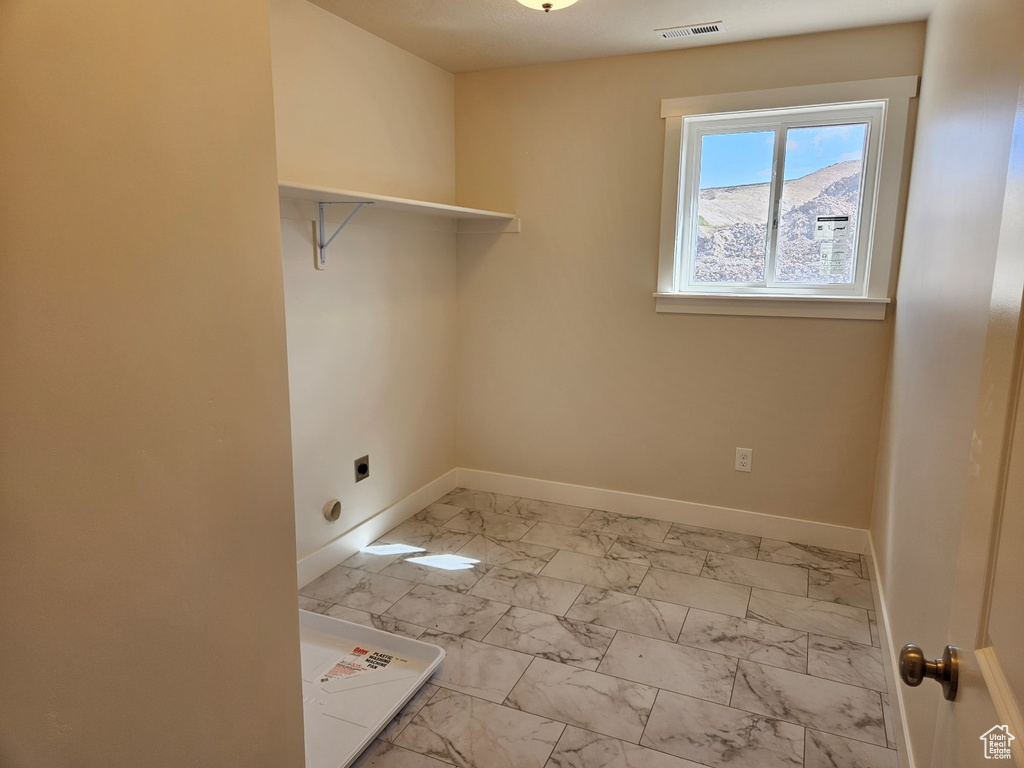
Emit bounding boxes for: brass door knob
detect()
[899,643,959,701]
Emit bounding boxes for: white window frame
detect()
[656,77,918,320]
[679,103,883,296]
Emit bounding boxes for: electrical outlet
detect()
[354,455,369,482]
[735,447,752,472]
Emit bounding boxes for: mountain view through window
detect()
[693,123,868,286]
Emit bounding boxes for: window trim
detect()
[656,76,918,320]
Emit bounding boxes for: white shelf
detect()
[278,181,517,223]
[278,181,519,269]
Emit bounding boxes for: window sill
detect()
[653,293,890,320]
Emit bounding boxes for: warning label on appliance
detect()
[320,646,412,682]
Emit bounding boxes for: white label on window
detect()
[814,215,850,241]
[820,241,850,275]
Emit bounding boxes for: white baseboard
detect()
[296,466,869,592]
[868,532,915,768]
[295,469,459,588]
[456,468,869,554]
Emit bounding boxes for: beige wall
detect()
[0,0,304,765]
[270,0,455,203]
[270,0,458,565]
[281,208,459,563]
[454,24,925,529]
[870,0,1024,763]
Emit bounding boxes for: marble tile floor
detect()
[298,488,897,768]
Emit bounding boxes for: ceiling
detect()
[308,0,934,74]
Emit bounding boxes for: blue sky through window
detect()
[699,123,867,189]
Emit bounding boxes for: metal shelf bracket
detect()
[316,200,374,270]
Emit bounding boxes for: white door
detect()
[924,63,1024,767]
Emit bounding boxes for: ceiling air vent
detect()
[655,21,725,39]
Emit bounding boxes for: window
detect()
[656,78,918,319]
[683,104,880,293]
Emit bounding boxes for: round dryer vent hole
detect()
[324,500,342,523]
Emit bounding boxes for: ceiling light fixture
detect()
[517,0,579,12]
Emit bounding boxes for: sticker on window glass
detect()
[814,215,850,241]
[819,241,850,276]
